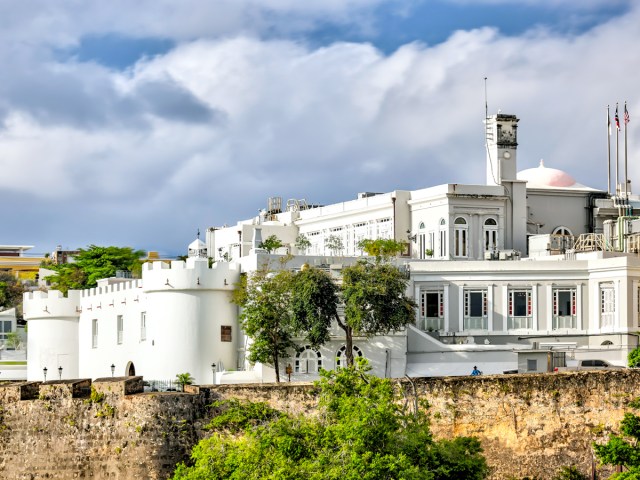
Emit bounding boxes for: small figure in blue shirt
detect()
[471,366,482,376]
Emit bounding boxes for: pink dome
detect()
[517,160,585,188]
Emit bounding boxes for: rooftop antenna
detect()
[484,77,499,185]
[484,77,488,121]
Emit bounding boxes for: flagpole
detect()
[607,105,611,195]
[624,100,629,199]
[616,103,620,196]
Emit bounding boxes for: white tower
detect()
[486,113,519,185]
[485,113,527,254]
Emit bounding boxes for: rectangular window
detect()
[454,229,467,257]
[377,218,392,239]
[508,289,532,329]
[600,283,615,328]
[117,315,123,344]
[552,288,577,329]
[439,230,447,257]
[0,320,11,339]
[464,289,488,330]
[527,359,537,372]
[221,325,232,342]
[140,312,147,341]
[92,319,98,349]
[420,290,444,331]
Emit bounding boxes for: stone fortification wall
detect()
[1,371,638,479]
[0,377,211,479]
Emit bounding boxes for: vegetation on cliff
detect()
[594,398,640,479]
[173,361,488,479]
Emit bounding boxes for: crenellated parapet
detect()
[142,257,240,293]
[23,290,82,320]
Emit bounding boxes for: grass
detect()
[0,361,27,365]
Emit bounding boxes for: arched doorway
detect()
[126,361,136,376]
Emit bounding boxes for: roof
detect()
[518,160,596,190]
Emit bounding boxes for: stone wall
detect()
[1,371,638,479]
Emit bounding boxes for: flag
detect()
[625,104,630,124]
[608,111,612,136]
[615,106,620,130]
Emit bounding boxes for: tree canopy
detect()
[234,260,416,371]
[173,361,488,480]
[44,245,145,294]
[628,347,640,368]
[358,238,407,262]
[338,261,416,365]
[594,398,640,479]
[232,270,297,382]
[259,235,284,254]
[0,272,25,310]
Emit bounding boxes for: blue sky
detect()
[0,0,637,256]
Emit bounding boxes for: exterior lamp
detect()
[43,367,48,382]
[111,364,115,377]
[211,363,216,384]
[58,366,63,380]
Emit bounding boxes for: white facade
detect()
[25,258,241,384]
[23,112,640,382]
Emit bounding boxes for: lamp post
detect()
[111,364,115,377]
[43,367,48,382]
[211,363,216,384]
[58,366,63,380]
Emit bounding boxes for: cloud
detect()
[1,2,639,254]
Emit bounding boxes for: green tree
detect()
[0,273,25,310]
[594,398,640,478]
[325,234,344,256]
[358,238,407,263]
[628,347,640,368]
[233,270,296,382]
[552,466,588,480]
[290,266,339,349]
[45,245,145,294]
[4,331,22,350]
[340,261,416,365]
[175,372,194,392]
[259,235,283,254]
[294,234,311,253]
[173,361,488,480]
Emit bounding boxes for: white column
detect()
[458,286,464,332]
[414,285,421,327]
[576,283,583,332]
[443,284,450,333]
[487,285,494,331]
[532,284,538,331]
[546,284,553,332]
[633,280,639,329]
[502,285,509,332]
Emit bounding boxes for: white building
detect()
[23,113,640,383]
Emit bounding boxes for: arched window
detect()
[295,346,322,373]
[438,218,447,258]
[601,340,613,346]
[553,226,573,236]
[336,345,363,368]
[418,222,426,259]
[484,218,498,253]
[454,217,468,258]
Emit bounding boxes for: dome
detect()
[188,238,206,251]
[517,160,590,189]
